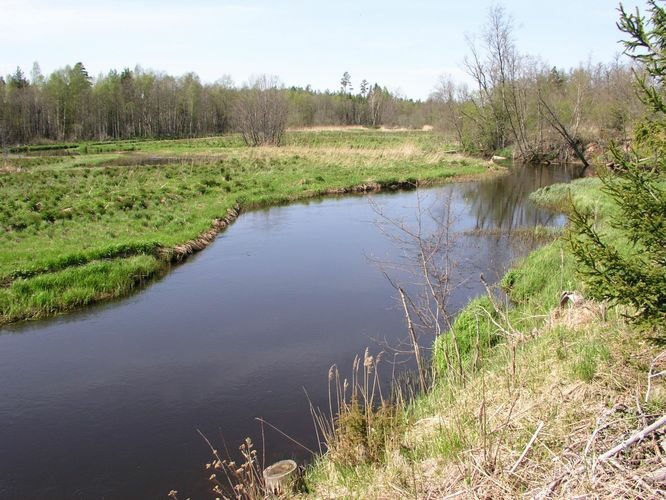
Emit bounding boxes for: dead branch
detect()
[537,91,589,168]
[399,287,427,393]
[598,414,666,462]
[607,457,665,498]
[538,414,666,498]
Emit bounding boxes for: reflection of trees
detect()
[462,165,583,231]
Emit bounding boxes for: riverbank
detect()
[0,129,494,325]
[303,177,665,498]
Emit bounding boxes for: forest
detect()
[0,64,421,144]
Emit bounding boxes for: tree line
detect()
[0,63,425,147]
[430,5,644,164]
[0,6,647,157]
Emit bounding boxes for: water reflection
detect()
[464,164,581,231]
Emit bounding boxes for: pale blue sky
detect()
[1,0,642,99]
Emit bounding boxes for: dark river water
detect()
[0,165,579,499]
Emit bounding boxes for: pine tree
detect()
[568,1,666,326]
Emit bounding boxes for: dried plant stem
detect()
[399,287,427,393]
[509,421,544,474]
[645,351,666,403]
[254,417,317,455]
[539,414,666,498]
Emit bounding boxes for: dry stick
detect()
[439,490,466,499]
[260,418,266,472]
[197,429,223,464]
[598,414,666,462]
[196,429,236,495]
[492,394,520,469]
[584,419,612,457]
[645,351,666,403]
[399,287,427,393]
[388,482,411,497]
[479,275,518,339]
[509,421,544,474]
[473,313,481,373]
[254,417,317,456]
[607,458,664,498]
[327,365,335,430]
[468,452,513,495]
[538,414,666,498]
[481,369,488,463]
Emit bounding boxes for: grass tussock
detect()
[0,129,490,325]
[310,351,406,471]
[303,178,666,498]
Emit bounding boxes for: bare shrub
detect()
[369,191,466,388]
[197,432,265,499]
[234,75,288,146]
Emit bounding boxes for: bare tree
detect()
[463,5,540,160]
[369,191,465,391]
[537,86,590,167]
[234,75,288,146]
[431,75,469,146]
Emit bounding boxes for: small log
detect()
[559,291,584,308]
[263,459,298,495]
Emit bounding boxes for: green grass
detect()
[529,177,616,217]
[0,129,490,324]
[304,174,664,498]
[569,339,611,382]
[500,239,577,309]
[0,255,160,323]
[432,296,501,375]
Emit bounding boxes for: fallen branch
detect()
[598,414,666,462]
[607,458,664,498]
[538,414,666,498]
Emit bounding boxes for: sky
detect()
[0,0,643,100]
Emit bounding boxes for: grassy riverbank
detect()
[0,129,490,325]
[304,177,665,498]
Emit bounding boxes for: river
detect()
[0,165,579,499]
